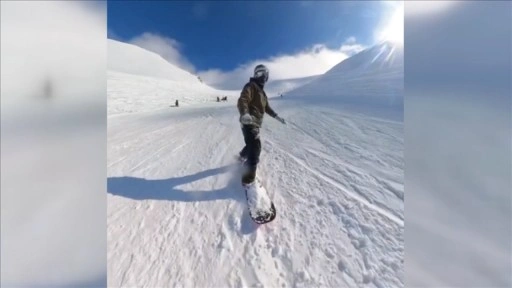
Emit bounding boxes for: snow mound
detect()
[287,41,403,108]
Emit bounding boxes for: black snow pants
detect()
[239,125,261,184]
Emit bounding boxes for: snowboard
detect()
[243,178,277,224]
[237,156,276,224]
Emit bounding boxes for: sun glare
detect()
[377,3,404,46]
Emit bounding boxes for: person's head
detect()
[253,64,269,85]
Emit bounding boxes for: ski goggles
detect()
[254,67,269,82]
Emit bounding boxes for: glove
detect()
[240,113,254,125]
[275,115,286,124]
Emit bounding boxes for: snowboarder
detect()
[237,64,286,186]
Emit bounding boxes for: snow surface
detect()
[107,39,404,287]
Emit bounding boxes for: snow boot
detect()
[241,165,256,185]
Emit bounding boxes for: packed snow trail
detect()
[107,99,404,287]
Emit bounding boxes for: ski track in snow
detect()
[107,100,404,287]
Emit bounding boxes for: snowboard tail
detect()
[243,178,276,224]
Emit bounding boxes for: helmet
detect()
[253,64,269,83]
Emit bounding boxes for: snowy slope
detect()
[264,75,321,97]
[108,39,200,83]
[287,41,403,109]
[108,39,238,115]
[107,41,404,287]
[108,71,238,115]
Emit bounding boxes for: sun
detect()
[376,3,404,46]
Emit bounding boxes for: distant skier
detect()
[237,64,286,185]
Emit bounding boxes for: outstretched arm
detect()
[266,101,286,124]
[265,102,278,118]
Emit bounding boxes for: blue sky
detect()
[108,1,402,89]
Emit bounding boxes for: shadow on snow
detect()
[107,164,244,202]
[107,163,259,234]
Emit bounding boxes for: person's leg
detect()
[239,144,248,159]
[241,125,261,184]
[239,126,249,160]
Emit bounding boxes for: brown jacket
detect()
[237,79,277,127]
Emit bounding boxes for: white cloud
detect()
[345,36,357,44]
[340,37,366,55]
[123,32,367,91]
[198,37,367,90]
[128,32,196,73]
